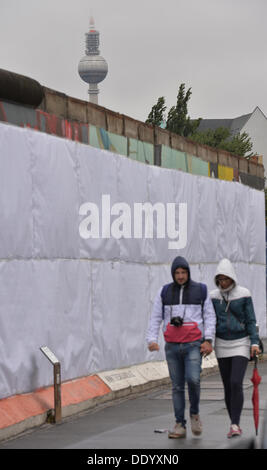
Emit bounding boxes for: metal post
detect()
[53,361,62,423]
[40,346,62,423]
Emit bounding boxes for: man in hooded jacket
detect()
[146,256,216,438]
[210,258,260,438]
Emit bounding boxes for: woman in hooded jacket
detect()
[210,258,260,438]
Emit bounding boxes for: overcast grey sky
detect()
[1,0,267,123]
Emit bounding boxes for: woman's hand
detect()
[251,345,260,358]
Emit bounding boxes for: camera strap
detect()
[169,284,186,321]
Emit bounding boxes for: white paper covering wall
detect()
[0,122,266,399]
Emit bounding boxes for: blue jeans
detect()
[165,340,202,427]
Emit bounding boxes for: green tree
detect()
[146,84,201,136]
[146,84,254,158]
[224,131,253,157]
[166,84,201,137]
[146,96,166,127]
[190,127,254,157]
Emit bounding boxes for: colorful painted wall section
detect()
[0,100,264,190]
[0,100,89,144]
[187,154,209,177]
[218,164,234,181]
[89,125,127,156]
[160,146,210,177]
[239,172,265,191]
[128,138,154,165]
[161,145,187,172]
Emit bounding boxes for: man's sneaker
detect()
[168,423,186,439]
[227,424,242,438]
[190,414,202,436]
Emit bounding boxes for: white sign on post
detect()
[40,345,62,423]
[40,346,59,365]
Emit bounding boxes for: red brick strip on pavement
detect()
[0,375,111,439]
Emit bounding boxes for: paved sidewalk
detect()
[0,356,266,449]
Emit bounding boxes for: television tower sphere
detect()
[78,17,108,104]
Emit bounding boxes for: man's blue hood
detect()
[171,256,191,283]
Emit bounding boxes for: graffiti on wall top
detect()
[0,99,264,191]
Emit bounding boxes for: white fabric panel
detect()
[235,262,267,336]
[0,259,94,398]
[147,165,178,263]
[0,124,33,258]
[199,263,218,292]
[145,264,171,362]
[172,170,201,263]
[248,188,266,263]
[28,131,80,258]
[236,183,251,262]
[91,261,151,371]
[78,144,120,260]
[116,155,150,262]
[248,264,267,337]
[0,122,266,398]
[216,180,239,262]
[189,263,202,283]
[197,177,218,263]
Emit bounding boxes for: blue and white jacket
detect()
[146,257,216,345]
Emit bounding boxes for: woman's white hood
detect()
[214,258,237,286]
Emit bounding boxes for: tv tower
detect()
[78,17,108,104]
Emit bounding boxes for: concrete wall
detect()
[41,88,266,186]
[0,85,264,190]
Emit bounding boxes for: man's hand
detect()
[200,341,213,357]
[148,342,160,352]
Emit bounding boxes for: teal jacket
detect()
[210,292,259,344]
[210,259,259,346]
